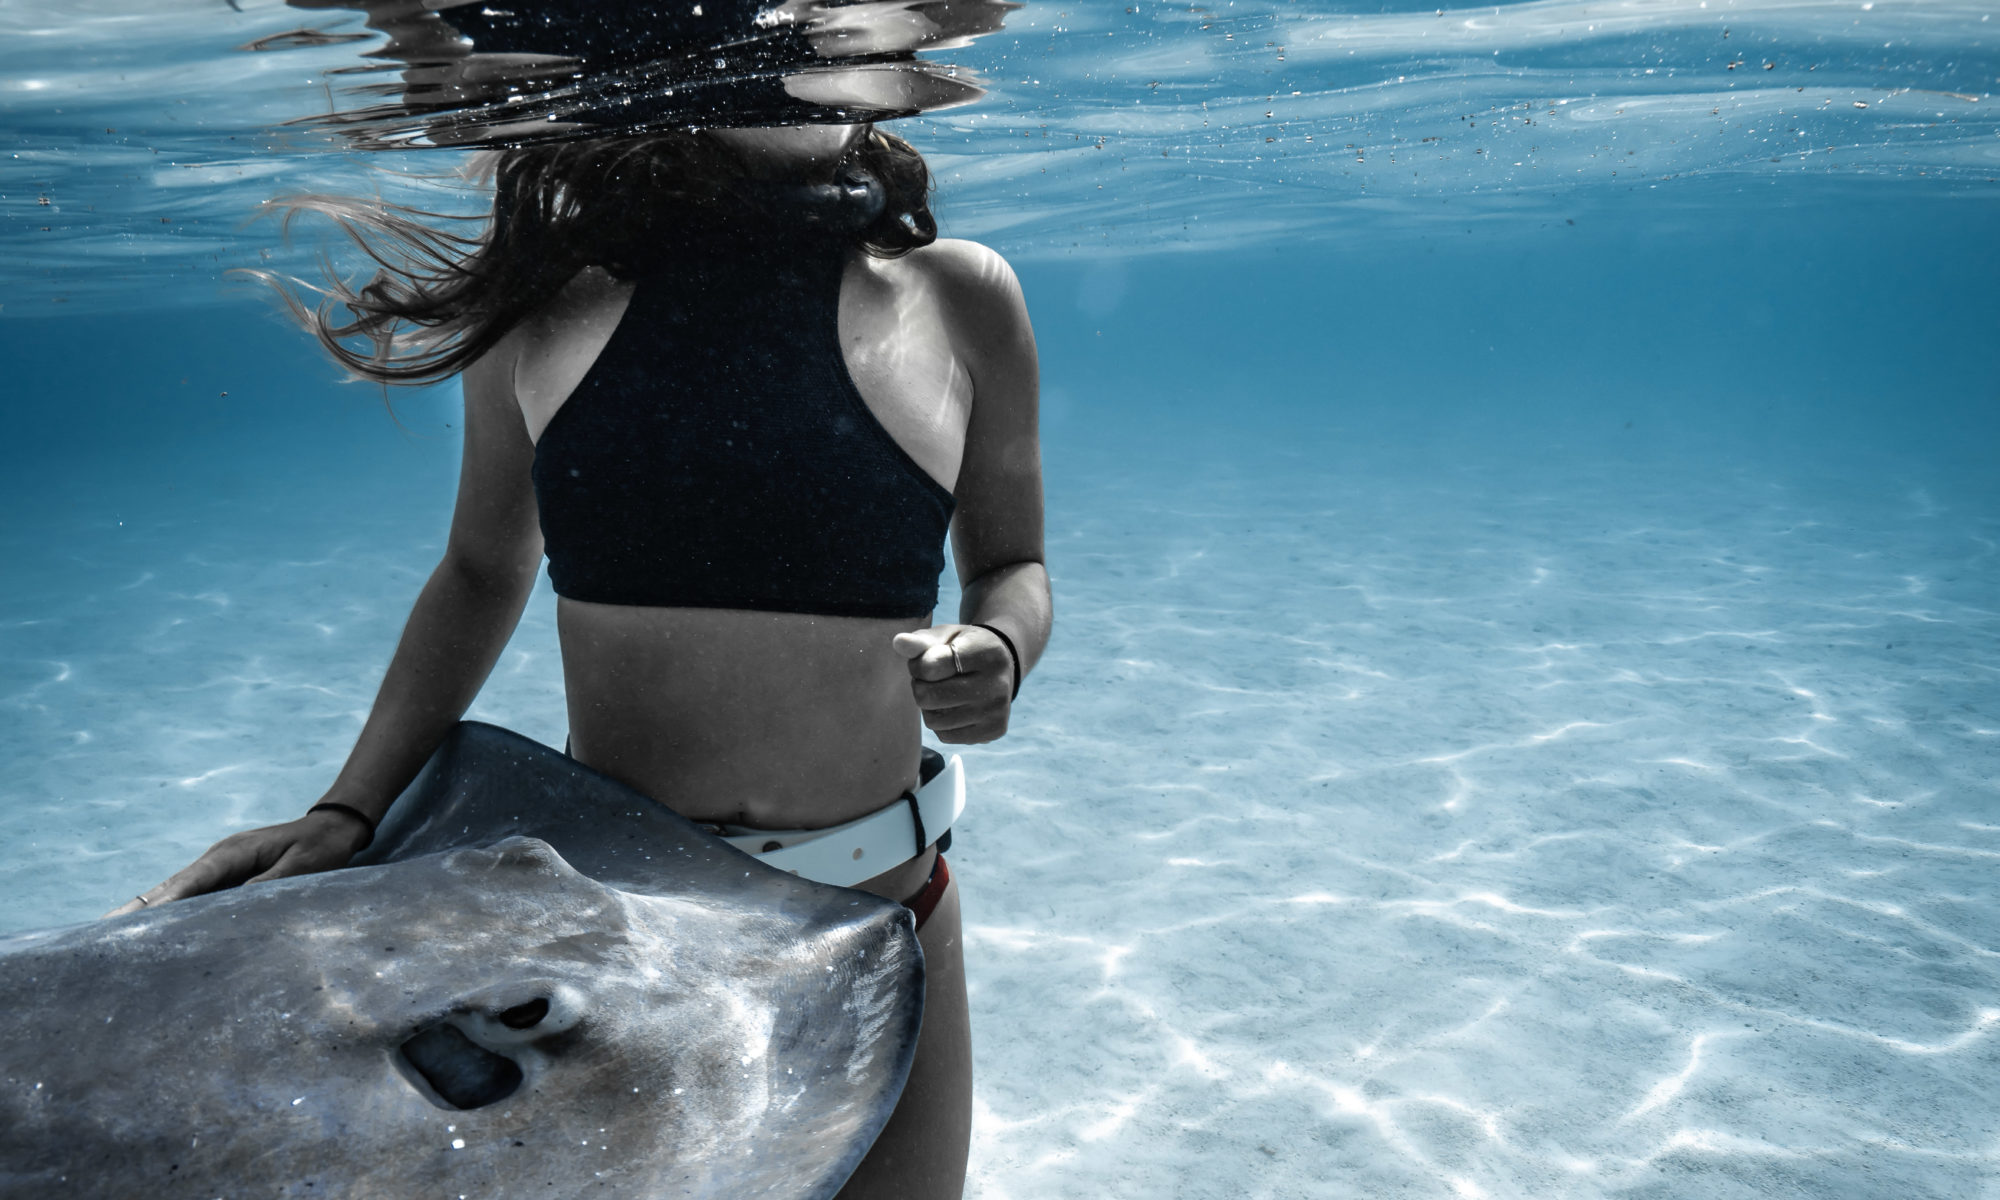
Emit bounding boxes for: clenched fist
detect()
[892,625,1016,744]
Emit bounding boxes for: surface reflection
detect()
[256,0,1017,146]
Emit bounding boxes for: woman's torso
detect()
[500,239,975,846]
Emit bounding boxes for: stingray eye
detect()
[498,998,550,1030]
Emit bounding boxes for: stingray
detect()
[0,722,923,1199]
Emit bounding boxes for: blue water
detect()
[5,1,1999,1196]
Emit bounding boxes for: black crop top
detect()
[531,204,956,619]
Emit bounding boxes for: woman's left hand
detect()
[892,626,1015,744]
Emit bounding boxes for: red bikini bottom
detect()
[902,853,952,931]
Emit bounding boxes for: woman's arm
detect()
[110,345,545,912]
[316,346,546,825]
[894,242,1050,744]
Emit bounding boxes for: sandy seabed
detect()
[3,435,1995,1199]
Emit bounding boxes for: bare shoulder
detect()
[484,266,635,439]
[885,239,1035,375]
[896,238,1026,315]
[502,266,632,357]
[903,237,1018,281]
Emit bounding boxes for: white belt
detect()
[717,754,965,889]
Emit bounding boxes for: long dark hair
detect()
[244,126,936,386]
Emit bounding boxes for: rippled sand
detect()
[966,442,1998,1198]
[3,436,1994,1197]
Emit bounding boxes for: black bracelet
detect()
[307,802,377,851]
[972,622,1024,700]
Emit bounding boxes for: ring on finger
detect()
[949,642,966,675]
[134,894,151,907]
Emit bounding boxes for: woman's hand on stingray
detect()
[101,810,372,918]
[893,625,1015,744]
